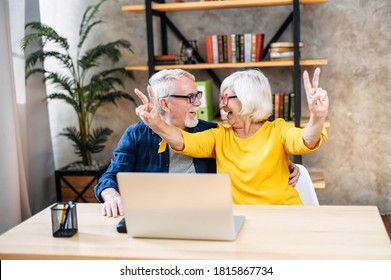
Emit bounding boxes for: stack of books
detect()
[269,42,303,61]
[154,55,178,65]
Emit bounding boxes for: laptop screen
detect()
[117,173,244,241]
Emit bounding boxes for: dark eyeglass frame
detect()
[168,91,203,104]
[220,95,238,106]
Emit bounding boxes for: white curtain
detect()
[0,0,56,234]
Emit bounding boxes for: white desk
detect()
[0,204,390,259]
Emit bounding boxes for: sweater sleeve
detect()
[279,119,328,155]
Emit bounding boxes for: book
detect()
[255,33,264,62]
[251,33,256,62]
[278,92,284,119]
[244,33,252,62]
[270,41,304,48]
[154,55,177,65]
[239,34,245,62]
[270,51,294,58]
[217,35,224,63]
[283,93,290,121]
[269,46,302,53]
[270,56,294,61]
[226,34,232,63]
[222,35,228,63]
[205,35,213,64]
[212,35,218,64]
[154,60,177,65]
[231,34,237,63]
[236,34,241,62]
[154,55,177,61]
[272,92,286,119]
[274,92,280,119]
[289,92,295,120]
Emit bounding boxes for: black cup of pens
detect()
[51,202,78,237]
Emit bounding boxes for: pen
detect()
[64,201,73,229]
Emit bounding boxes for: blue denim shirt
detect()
[94,120,218,202]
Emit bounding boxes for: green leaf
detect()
[25,68,46,81]
[88,127,113,154]
[60,126,83,156]
[23,22,69,50]
[25,49,72,72]
[78,39,133,70]
[44,73,75,96]
[46,93,79,112]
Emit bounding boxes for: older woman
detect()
[135,68,328,205]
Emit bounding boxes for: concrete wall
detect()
[40,0,391,213]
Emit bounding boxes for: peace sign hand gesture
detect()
[303,67,329,120]
[134,86,162,129]
[134,85,185,150]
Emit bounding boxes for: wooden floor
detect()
[381,215,391,241]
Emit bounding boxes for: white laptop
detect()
[117,172,245,241]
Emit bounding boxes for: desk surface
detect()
[1,204,390,260]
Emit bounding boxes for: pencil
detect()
[60,204,68,229]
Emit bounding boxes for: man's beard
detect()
[184,115,199,128]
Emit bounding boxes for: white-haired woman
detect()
[135,68,328,205]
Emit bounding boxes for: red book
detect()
[255,33,264,62]
[154,55,177,61]
[205,35,213,64]
[278,92,284,119]
[226,34,232,63]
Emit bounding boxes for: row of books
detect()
[205,33,264,64]
[270,92,295,121]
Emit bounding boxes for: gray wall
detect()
[42,0,391,213]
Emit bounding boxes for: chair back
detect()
[295,164,319,206]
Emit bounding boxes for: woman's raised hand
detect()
[303,67,329,119]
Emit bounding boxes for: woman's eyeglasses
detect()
[220,95,238,106]
[168,91,203,104]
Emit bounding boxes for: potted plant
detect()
[21,0,135,202]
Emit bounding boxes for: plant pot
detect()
[55,162,108,203]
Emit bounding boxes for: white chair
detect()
[294,164,319,206]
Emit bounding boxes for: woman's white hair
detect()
[220,69,273,122]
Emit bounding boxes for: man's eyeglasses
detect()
[220,95,238,106]
[168,91,203,104]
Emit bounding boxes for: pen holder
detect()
[51,202,78,237]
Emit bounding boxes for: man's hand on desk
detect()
[101,188,124,218]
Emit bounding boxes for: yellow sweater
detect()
[178,119,328,205]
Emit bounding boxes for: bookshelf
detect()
[125,59,328,71]
[122,0,328,188]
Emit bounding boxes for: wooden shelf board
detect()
[123,0,327,13]
[125,59,328,71]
